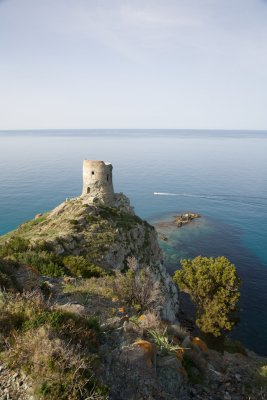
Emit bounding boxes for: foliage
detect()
[148,327,183,355]
[0,292,100,347]
[69,219,78,225]
[2,328,107,399]
[2,250,107,279]
[0,292,107,399]
[112,257,155,312]
[173,256,240,337]
[2,245,109,279]
[63,256,107,278]
[98,206,143,229]
[0,236,30,257]
[222,337,247,355]
[259,365,267,379]
[63,276,114,299]
[12,251,66,277]
[16,214,47,233]
[0,258,18,290]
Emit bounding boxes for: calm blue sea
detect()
[0,130,267,354]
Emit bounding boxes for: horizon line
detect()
[1,128,267,132]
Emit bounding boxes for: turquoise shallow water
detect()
[0,129,267,354]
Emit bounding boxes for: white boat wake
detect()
[153,192,267,207]
[154,192,211,198]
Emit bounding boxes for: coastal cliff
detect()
[0,161,267,399]
[0,193,179,323]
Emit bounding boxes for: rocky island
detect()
[0,160,266,400]
[155,212,201,235]
[174,212,201,227]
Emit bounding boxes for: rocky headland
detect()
[0,193,179,323]
[0,161,267,400]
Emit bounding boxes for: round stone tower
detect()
[82,160,115,204]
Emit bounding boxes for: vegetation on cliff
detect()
[173,256,240,337]
[0,290,108,399]
[1,266,266,400]
[0,199,267,399]
[0,199,158,277]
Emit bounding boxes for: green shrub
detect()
[69,219,78,225]
[16,214,47,234]
[0,258,18,290]
[0,292,44,335]
[23,309,100,348]
[259,365,267,379]
[112,258,155,312]
[223,338,247,355]
[0,292,101,349]
[148,327,183,355]
[39,281,53,296]
[63,255,106,278]
[98,205,143,229]
[173,256,240,337]
[85,214,98,223]
[0,271,10,289]
[12,251,66,277]
[0,236,30,257]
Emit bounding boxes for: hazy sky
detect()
[1,0,267,130]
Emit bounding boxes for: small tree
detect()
[112,257,156,312]
[173,256,240,337]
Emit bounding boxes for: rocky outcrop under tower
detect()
[0,193,179,322]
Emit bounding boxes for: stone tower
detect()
[82,160,115,204]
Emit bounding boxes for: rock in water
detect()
[174,212,201,227]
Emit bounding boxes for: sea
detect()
[0,129,267,355]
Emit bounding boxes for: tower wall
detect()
[82,160,114,203]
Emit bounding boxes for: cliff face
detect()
[0,193,179,322]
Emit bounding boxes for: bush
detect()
[147,327,183,355]
[223,338,247,355]
[69,219,78,225]
[63,256,107,278]
[173,256,240,337]
[98,206,142,229]
[0,258,18,290]
[259,365,267,379]
[12,251,66,277]
[0,236,30,257]
[112,257,156,312]
[0,292,101,349]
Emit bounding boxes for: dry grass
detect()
[138,311,163,332]
[0,291,107,399]
[63,276,114,299]
[112,258,158,313]
[2,327,105,399]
